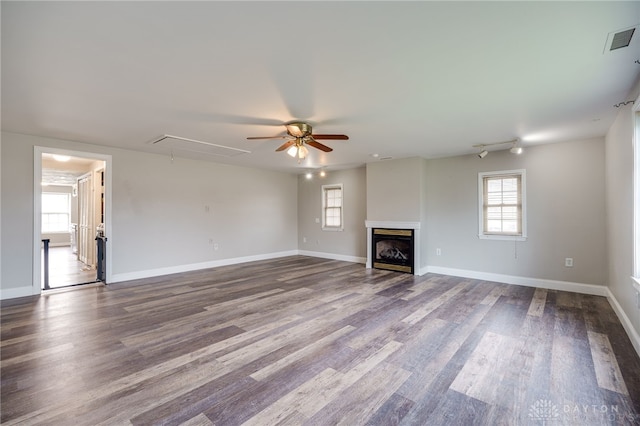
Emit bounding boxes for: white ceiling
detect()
[2,1,639,173]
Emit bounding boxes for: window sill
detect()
[322,227,343,232]
[478,234,527,242]
[632,276,640,293]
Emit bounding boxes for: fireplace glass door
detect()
[372,228,414,273]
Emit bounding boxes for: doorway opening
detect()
[34,148,112,292]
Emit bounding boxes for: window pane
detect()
[502,178,517,191]
[487,180,502,192]
[42,193,69,213]
[503,191,518,205]
[503,220,518,233]
[42,193,70,232]
[487,220,502,232]
[487,193,503,205]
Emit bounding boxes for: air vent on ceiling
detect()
[604,26,637,53]
[149,135,251,158]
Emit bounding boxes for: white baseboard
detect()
[605,288,640,358]
[110,250,299,283]
[298,250,366,264]
[0,285,36,300]
[425,266,608,296]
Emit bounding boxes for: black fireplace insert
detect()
[372,228,414,274]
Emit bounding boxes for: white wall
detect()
[605,87,640,346]
[426,138,607,287]
[297,167,367,262]
[1,132,298,298]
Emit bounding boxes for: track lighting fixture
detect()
[473,138,522,158]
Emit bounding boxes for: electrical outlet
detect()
[436,248,442,256]
[303,237,307,243]
[214,243,219,251]
[565,258,573,267]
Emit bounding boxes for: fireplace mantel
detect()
[365,220,421,275]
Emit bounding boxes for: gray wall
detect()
[426,138,607,285]
[297,167,367,260]
[605,84,640,341]
[366,157,424,222]
[1,132,298,296]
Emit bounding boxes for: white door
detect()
[77,172,95,267]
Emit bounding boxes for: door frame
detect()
[33,146,113,293]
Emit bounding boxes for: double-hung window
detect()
[478,170,526,240]
[42,192,71,233]
[322,184,343,231]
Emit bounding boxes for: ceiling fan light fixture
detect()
[247,121,348,160]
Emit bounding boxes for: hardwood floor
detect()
[2,256,639,425]
[43,246,97,289]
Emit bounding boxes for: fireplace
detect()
[372,228,414,274]
[365,221,421,275]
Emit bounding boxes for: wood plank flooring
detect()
[43,246,97,289]
[2,256,639,425]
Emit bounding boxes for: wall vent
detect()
[604,26,637,53]
[149,135,251,158]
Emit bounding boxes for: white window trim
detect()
[478,169,527,241]
[322,183,344,232]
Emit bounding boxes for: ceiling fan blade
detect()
[310,134,349,140]
[246,136,288,140]
[306,140,333,152]
[275,140,296,152]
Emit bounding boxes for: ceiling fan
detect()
[247,122,349,160]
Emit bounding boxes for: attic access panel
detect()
[149,135,251,158]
